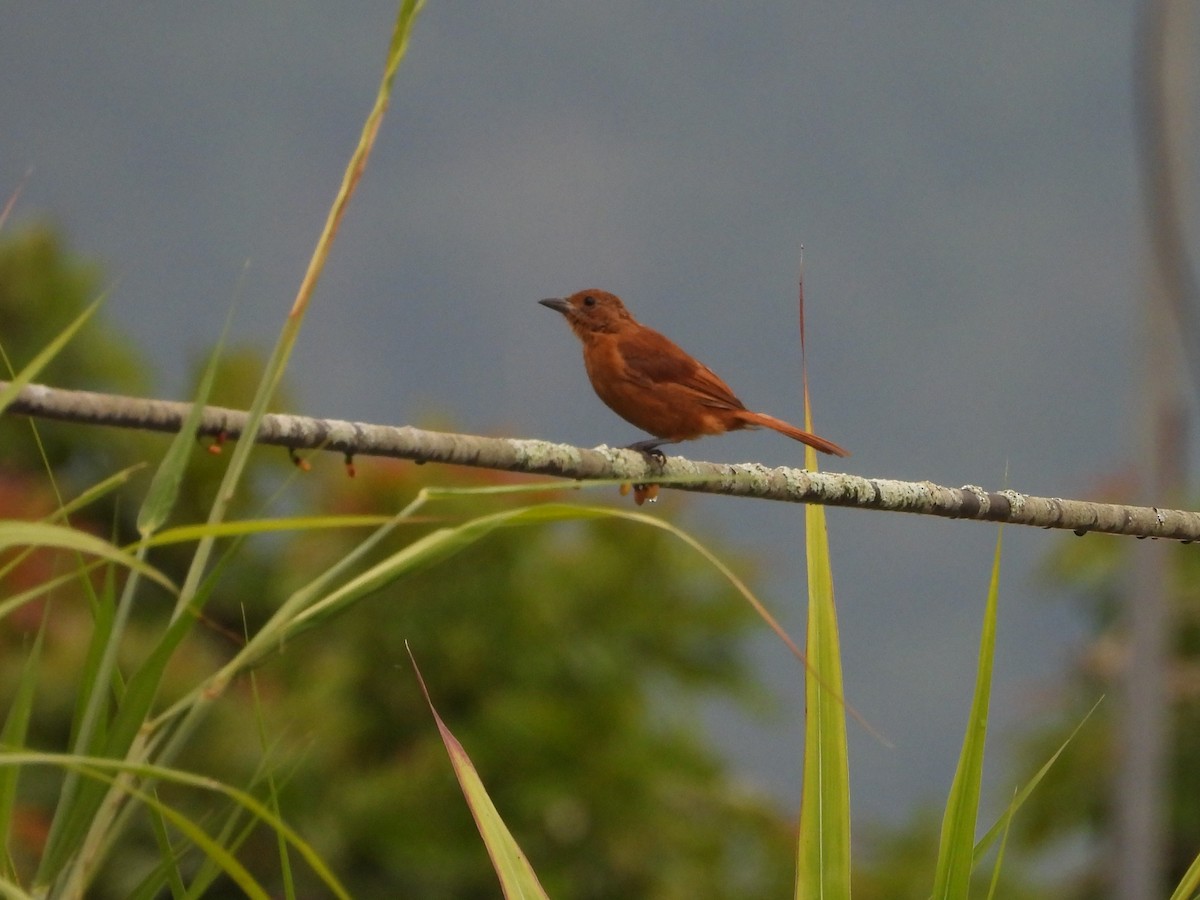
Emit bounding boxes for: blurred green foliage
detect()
[1008,520,1200,898]
[0,225,144,479]
[200,461,799,898]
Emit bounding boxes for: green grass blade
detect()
[43,587,207,887]
[138,303,233,539]
[280,502,804,658]
[0,873,34,900]
[143,514,394,547]
[104,776,270,900]
[0,561,110,624]
[984,791,1016,900]
[37,559,140,884]
[0,622,46,881]
[795,444,851,898]
[67,566,117,747]
[972,696,1101,864]
[409,646,550,900]
[5,751,350,899]
[1170,850,1200,900]
[143,800,188,899]
[0,522,176,596]
[0,294,103,413]
[0,467,145,592]
[172,0,424,619]
[933,528,1003,898]
[44,465,148,525]
[249,668,295,900]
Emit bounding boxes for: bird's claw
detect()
[625,439,668,464]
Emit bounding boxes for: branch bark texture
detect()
[4,380,1198,542]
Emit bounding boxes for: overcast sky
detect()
[5,3,1176,840]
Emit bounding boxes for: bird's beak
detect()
[539,297,570,314]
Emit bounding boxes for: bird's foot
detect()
[625,438,674,464]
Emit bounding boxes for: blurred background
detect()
[3,3,1198,896]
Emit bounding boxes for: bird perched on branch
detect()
[539,289,848,457]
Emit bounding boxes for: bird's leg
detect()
[625,437,676,462]
[623,438,674,501]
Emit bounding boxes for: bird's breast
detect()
[579,335,729,440]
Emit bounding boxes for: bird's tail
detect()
[736,410,850,457]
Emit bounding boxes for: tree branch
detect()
[3,380,1197,542]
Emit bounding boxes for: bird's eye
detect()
[583,295,596,307]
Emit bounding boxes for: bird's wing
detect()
[617,328,745,410]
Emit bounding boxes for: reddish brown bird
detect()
[539,290,849,457]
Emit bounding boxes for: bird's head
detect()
[539,290,635,337]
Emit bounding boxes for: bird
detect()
[539,289,849,457]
